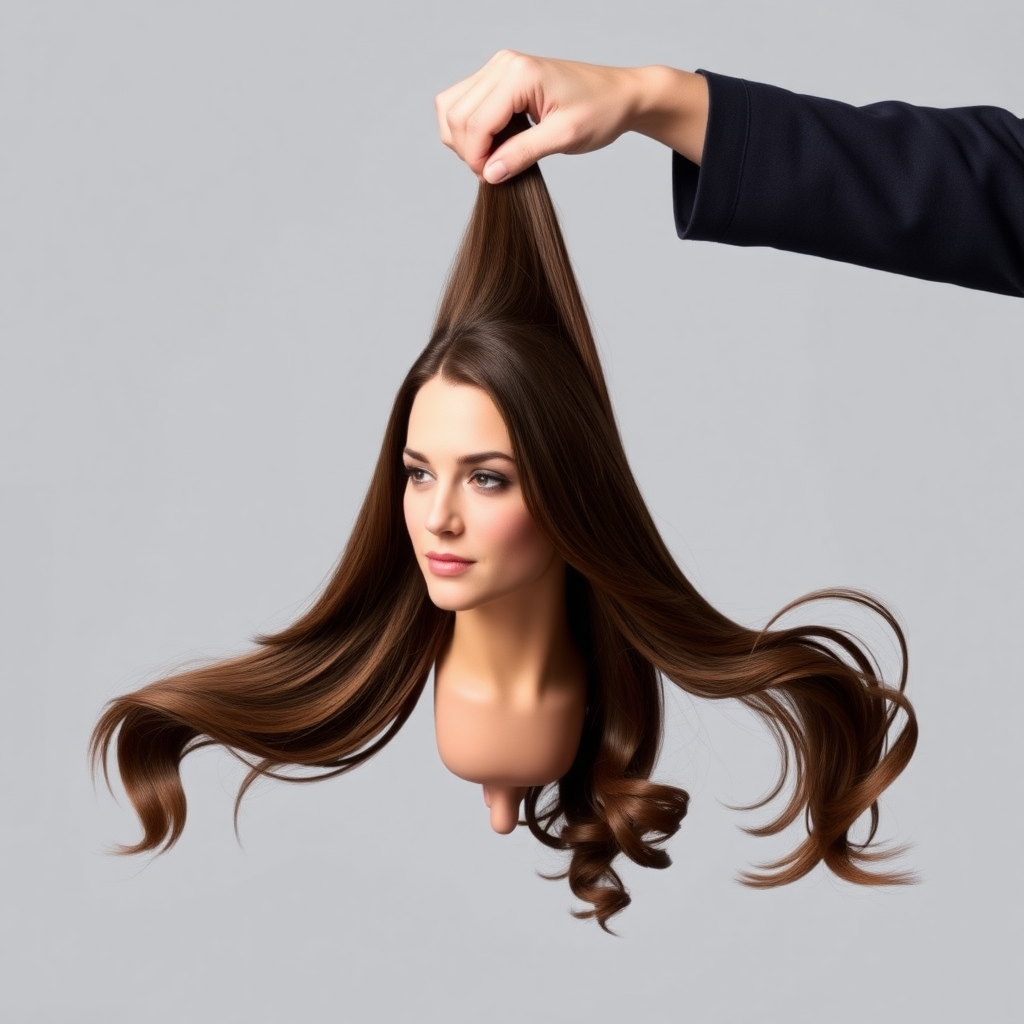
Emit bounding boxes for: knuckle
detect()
[507,51,535,76]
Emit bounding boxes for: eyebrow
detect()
[403,447,515,467]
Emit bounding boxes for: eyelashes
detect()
[402,465,509,493]
[404,466,431,485]
[470,471,508,492]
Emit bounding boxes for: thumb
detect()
[482,118,566,184]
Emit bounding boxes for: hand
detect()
[435,51,639,183]
[435,50,710,183]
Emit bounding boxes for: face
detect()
[403,376,559,613]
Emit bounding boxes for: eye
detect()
[403,465,431,485]
[471,471,508,492]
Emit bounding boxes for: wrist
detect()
[629,65,709,165]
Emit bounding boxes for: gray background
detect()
[2,2,1021,1022]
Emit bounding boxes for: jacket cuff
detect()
[673,70,751,241]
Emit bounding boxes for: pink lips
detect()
[425,551,474,577]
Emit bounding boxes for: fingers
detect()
[436,50,541,177]
[435,50,517,164]
[447,79,511,175]
[435,67,497,163]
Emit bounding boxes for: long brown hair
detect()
[92,137,917,931]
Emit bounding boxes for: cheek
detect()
[481,501,553,566]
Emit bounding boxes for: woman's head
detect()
[397,330,606,834]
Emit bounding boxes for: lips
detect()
[425,551,474,577]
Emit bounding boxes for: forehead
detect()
[406,377,511,452]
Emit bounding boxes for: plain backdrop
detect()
[1,2,1021,1022]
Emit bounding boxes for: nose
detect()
[425,483,463,537]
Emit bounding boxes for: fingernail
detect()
[483,160,508,184]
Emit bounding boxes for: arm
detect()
[437,53,1024,296]
[674,71,1024,297]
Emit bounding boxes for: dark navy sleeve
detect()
[673,70,1024,297]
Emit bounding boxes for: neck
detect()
[442,559,582,693]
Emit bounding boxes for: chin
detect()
[427,593,468,612]
[426,580,521,614]
[424,581,479,612]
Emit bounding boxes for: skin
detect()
[435,50,710,183]
[403,377,587,833]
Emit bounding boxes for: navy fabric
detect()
[673,71,1024,297]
